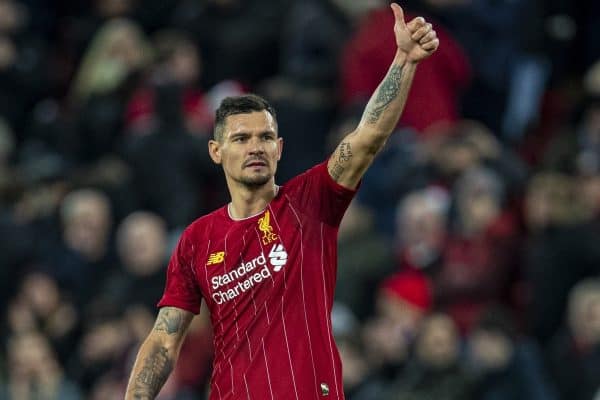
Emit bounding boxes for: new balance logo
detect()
[206,251,225,266]
[268,244,288,271]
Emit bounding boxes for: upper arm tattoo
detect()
[329,141,353,181]
[339,142,353,162]
[365,64,403,124]
[153,307,185,335]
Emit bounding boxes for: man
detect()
[125,3,438,399]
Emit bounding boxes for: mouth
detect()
[244,160,267,168]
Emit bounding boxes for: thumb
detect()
[390,3,407,27]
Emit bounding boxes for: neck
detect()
[227,178,278,219]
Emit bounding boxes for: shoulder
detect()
[282,159,358,195]
[282,160,329,190]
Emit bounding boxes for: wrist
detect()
[394,49,408,63]
[394,51,419,72]
[394,49,418,66]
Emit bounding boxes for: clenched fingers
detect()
[411,23,432,42]
[407,16,426,33]
[419,30,437,45]
[421,38,439,51]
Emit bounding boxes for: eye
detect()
[261,133,275,141]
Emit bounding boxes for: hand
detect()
[391,3,439,63]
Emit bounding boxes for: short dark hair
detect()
[214,94,277,141]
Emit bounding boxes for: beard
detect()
[235,171,272,188]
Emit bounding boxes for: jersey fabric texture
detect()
[158,161,357,400]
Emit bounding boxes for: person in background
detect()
[358,271,434,398]
[384,313,472,400]
[547,278,600,400]
[0,331,83,400]
[98,211,169,310]
[467,306,557,400]
[41,188,116,309]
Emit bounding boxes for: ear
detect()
[277,137,283,161]
[208,140,222,164]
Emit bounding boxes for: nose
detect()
[248,136,265,154]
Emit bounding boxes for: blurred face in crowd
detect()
[525,173,573,229]
[455,168,503,235]
[8,331,59,378]
[362,290,429,366]
[117,212,167,275]
[362,316,411,366]
[154,31,202,85]
[434,139,479,178]
[569,281,600,347]
[398,190,447,266]
[62,190,112,261]
[457,190,500,234]
[168,41,200,85]
[0,0,26,34]
[377,291,426,335]
[21,272,60,317]
[106,22,145,70]
[468,329,513,372]
[80,320,127,364]
[415,314,460,369]
[209,111,283,189]
[7,297,36,333]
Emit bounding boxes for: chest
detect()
[197,206,307,308]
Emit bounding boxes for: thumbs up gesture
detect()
[391,3,439,63]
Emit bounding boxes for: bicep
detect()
[327,129,385,189]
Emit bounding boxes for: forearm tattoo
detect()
[365,64,403,124]
[133,345,173,399]
[330,141,353,180]
[153,307,184,335]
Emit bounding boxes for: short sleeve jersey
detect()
[158,161,357,400]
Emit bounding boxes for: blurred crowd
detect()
[0,0,599,399]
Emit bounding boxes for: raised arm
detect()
[125,307,194,399]
[327,3,439,188]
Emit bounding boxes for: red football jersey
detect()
[158,161,357,400]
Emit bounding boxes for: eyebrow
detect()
[229,132,250,139]
[229,131,276,139]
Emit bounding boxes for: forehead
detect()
[223,110,277,136]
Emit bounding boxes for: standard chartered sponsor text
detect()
[211,252,273,304]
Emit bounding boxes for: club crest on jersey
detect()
[206,251,225,266]
[258,210,278,245]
